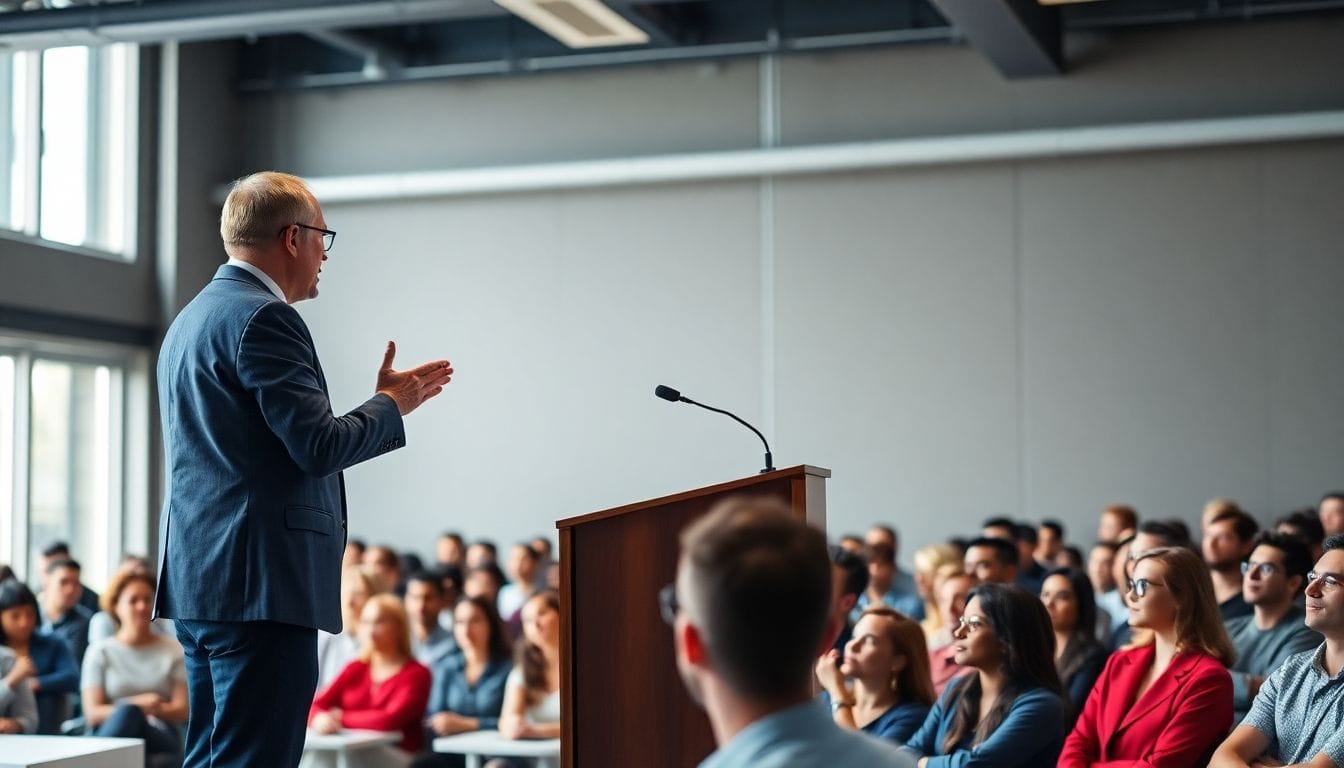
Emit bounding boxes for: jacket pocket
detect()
[285,505,334,535]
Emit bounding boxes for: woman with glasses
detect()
[1040,568,1109,725]
[899,583,1067,767]
[1058,546,1235,768]
[815,605,936,744]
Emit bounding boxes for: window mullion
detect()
[11,352,32,580]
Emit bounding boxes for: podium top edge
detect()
[554,464,831,530]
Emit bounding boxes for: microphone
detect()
[654,384,775,474]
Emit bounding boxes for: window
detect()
[0,334,150,591]
[0,44,138,258]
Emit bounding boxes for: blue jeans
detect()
[93,700,183,764]
[175,619,317,768]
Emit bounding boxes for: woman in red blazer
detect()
[1058,546,1235,768]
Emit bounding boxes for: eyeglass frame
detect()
[658,583,679,625]
[280,222,336,252]
[1307,571,1344,592]
[1240,561,1282,578]
[1125,577,1169,599]
[953,614,987,634]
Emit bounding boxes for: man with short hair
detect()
[466,541,497,570]
[1204,509,1259,622]
[863,525,921,616]
[668,497,912,767]
[827,545,868,653]
[404,571,457,681]
[962,537,1018,585]
[156,171,453,768]
[435,532,466,570]
[1098,504,1138,543]
[1320,492,1344,538]
[36,542,98,613]
[1014,522,1048,593]
[1278,509,1325,563]
[1037,520,1066,567]
[1224,532,1320,722]
[38,559,92,665]
[1210,533,1344,768]
[852,542,924,622]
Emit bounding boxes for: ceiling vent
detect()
[493,0,650,48]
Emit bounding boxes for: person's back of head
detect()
[830,544,868,603]
[675,496,830,705]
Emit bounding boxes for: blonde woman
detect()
[816,606,936,743]
[913,545,961,642]
[309,594,432,753]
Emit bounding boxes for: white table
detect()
[0,735,142,768]
[303,729,401,768]
[433,730,560,768]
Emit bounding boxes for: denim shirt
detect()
[427,654,512,730]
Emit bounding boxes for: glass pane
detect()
[38,46,89,247]
[28,359,113,590]
[0,356,13,570]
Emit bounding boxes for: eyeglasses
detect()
[954,615,987,634]
[1307,571,1343,592]
[1241,561,1281,578]
[1126,578,1168,598]
[658,583,679,625]
[281,222,336,252]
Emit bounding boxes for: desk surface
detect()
[433,730,560,758]
[0,735,142,768]
[303,730,401,751]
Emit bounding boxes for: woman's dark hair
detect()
[458,595,512,664]
[942,583,1063,753]
[517,590,560,708]
[0,578,39,644]
[1043,568,1103,686]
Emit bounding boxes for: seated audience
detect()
[39,558,93,666]
[464,564,505,609]
[497,544,540,624]
[437,565,465,634]
[1036,520,1065,568]
[317,565,382,690]
[854,542,925,623]
[1058,546,1234,768]
[900,583,1066,767]
[81,571,189,765]
[343,538,366,570]
[1203,508,1259,623]
[465,541,498,571]
[1210,533,1344,768]
[364,545,405,597]
[1202,498,1243,535]
[1224,531,1320,722]
[0,578,78,733]
[1097,536,1133,638]
[37,542,99,614]
[839,534,866,554]
[1040,568,1108,723]
[413,596,514,768]
[668,498,911,767]
[1055,546,1085,570]
[528,537,555,592]
[928,572,975,695]
[816,606,935,744]
[309,594,432,753]
[912,545,960,643]
[1098,504,1138,545]
[497,592,561,743]
[0,642,38,733]
[1320,492,1344,538]
[404,571,457,677]
[962,537,1018,585]
[436,532,466,570]
[829,545,869,653]
[1277,508,1326,563]
[981,518,1044,593]
[88,555,174,645]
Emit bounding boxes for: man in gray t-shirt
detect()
[1210,534,1344,768]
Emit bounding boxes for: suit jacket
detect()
[155,264,405,633]
[1057,644,1232,768]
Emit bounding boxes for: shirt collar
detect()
[699,700,830,768]
[226,257,286,302]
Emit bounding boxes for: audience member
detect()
[1224,531,1320,721]
[88,555,173,645]
[980,517,1017,543]
[1277,508,1326,563]
[854,542,924,623]
[1036,520,1065,568]
[363,545,404,597]
[403,553,427,579]
[1098,535,1134,640]
[1097,505,1138,544]
[497,544,540,623]
[1012,523,1049,594]
[1210,533,1344,768]
[37,542,99,614]
[1040,568,1108,724]
[1132,519,1195,555]
[316,565,382,690]
[900,583,1066,767]
[816,606,934,744]
[838,534,865,554]
[928,573,975,695]
[497,592,562,744]
[1055,546,1085,570]
[828,544,869,652]
[962,537,1018,585]
[466,541,498,571]
[0,579,78,733]
[1058,546,1234,768]
[1319,492,1344,538]
[39,559,93,666]
[419,597,513,756]
[437,565,465,634]
[405,571,457,675]
[864,525,922,617]
[0,640,37,733]
[81,571,188,765]
[436,532,466,570]
[343,538,366,569]
[667,498,910,767]
[529,537,555,592]
[464,565,506,610]
[1203,508,1259,622]
[912,545,960,644]
[1086,542,1118,604]
[309,594,432,753]
[1202,498,1242,535]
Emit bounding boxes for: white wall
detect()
[228,16,1344,562]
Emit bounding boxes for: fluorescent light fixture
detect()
[494,0,650,48]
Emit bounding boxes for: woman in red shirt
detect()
[309,593,432,753]
[1058,546,1235,768]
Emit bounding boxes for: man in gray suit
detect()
[155,171,452,767]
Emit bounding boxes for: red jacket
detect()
[309,658,432,752]
[1058,644,1232,768]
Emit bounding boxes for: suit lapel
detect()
[1115,649,1197,735]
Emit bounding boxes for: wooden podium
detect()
[555,465,830,768]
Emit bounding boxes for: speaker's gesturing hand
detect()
[375,340,453,416]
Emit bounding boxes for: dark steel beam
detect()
[928,0,1063,77]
